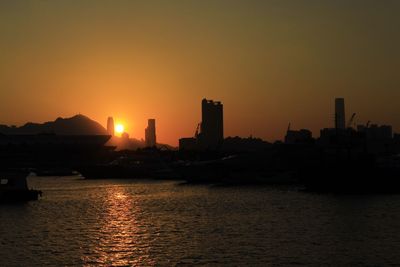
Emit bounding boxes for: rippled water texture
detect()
[1,176,400,266]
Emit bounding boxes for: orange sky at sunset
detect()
[1,1,399,145]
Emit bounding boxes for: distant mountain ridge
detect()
[0,114,108,135]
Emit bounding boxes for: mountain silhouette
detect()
[0,114,107,135]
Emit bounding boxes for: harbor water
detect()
[1,176,400,266]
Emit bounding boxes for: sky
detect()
[1,0,399,145]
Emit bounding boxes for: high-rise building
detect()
[335,98,346,130]
[358,124,393,140]
[107,117,114,136]
[199,98,223,149]
[145,119,156,147]
[285,129,313,144]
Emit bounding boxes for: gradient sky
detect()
[1,1,399,145]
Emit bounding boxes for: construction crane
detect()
[347,113,356,128]
[194,123,201,138]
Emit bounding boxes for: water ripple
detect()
[1,176,400,266]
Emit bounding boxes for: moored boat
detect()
[0,170,42,203]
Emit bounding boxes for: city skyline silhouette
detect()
[1,1,399,145]
[0,96,397,148]
[2,2,400,266]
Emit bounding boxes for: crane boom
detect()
[347,113,356,128]
[194,123,201,138]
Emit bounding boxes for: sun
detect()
[115,124,124,134]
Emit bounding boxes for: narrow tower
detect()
[335,98,345,130]
[145,119,156,147]
[199,98,223,149]
[107,117,115,136]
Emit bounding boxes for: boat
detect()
[33,167,76,177]
[78,154,175,179]
[0,170,42,203]
[297,156,400,193]
[173,154,296,185]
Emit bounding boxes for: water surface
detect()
[1,176,400,266]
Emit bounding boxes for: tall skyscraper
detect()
[107,117,115,136]
[335,98,346,130]
[145,119,156,147]
[199,98,223,149]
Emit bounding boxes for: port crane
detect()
[194,123,201,138]
[347,113,356,128]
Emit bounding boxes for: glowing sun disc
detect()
[115,124,124,134]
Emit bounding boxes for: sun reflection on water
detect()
[82,186,155,266]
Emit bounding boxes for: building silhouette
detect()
[121,132,129,140]
[199,98,223,149]
[145,119,156,147]
[357,124,393,140]
[319,97,350,146]
[179,98,224,150]
[285,126,313,144]
[179,137,197,151]
[107,117,114,136]
[335,98,346,130]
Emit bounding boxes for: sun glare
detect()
[115,124,124,134]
